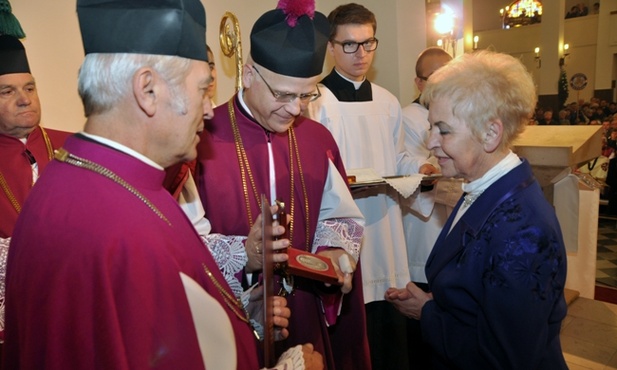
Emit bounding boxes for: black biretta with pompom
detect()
[250,0,329,78]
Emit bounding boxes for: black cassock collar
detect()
[320,68,372,102]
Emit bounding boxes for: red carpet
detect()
[595,285,617,305]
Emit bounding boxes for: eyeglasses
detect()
[252,65,321,103]
[331,38,379,54]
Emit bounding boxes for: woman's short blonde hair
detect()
[421,50,537,150]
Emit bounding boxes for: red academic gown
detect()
[196,96,371,370]
[0,126,70,238]
[4,135,258,370]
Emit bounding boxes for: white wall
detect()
[12,0,84,133]
[11,0,427,134]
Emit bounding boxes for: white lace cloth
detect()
[347,167,424,198]
[313,218,363,262]
[0,237,7,338]
[384,175,424,198]
[202,233,248,298]
[269,344,306,370]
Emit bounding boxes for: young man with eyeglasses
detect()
[0,33,72,351]
[0,35,71,240]
[194,1,370,369]
[306,3,418,370]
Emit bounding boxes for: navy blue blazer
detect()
[422,159,568,369]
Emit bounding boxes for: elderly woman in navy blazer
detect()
[386,50,568,370]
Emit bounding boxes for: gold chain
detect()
[229,100,262,224]
[40,127,54,160]
[54,148,171,226]
[0,126,55,215]
[228,100,310,251]
[0,172,20,214]
[55,145,254,332]
[202,264,250,324]
[289,128,310,251]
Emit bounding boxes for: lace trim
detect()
[313,218,363,262]
[0,237,9,338]
[202,234,247,298]
[268,344,305,370]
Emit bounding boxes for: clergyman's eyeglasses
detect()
[252,65,321,103]
[331,38,379,54]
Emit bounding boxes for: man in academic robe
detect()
[0,35,71,239]
[0,34,71,344]
[195,1,370,369]
[305,4,417,369]
[4,1,322,369]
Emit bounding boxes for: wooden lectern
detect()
[512,125,603,202]
[512,125,603,299]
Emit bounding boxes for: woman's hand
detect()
[384,282,433,320]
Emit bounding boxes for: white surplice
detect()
[307,83,412,303]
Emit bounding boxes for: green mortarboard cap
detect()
[0,0,26,39]
[77,0,207,62]
[0,35,30,76]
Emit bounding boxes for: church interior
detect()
[5,0,617,368]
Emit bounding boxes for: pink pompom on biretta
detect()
[276,0,315,27]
